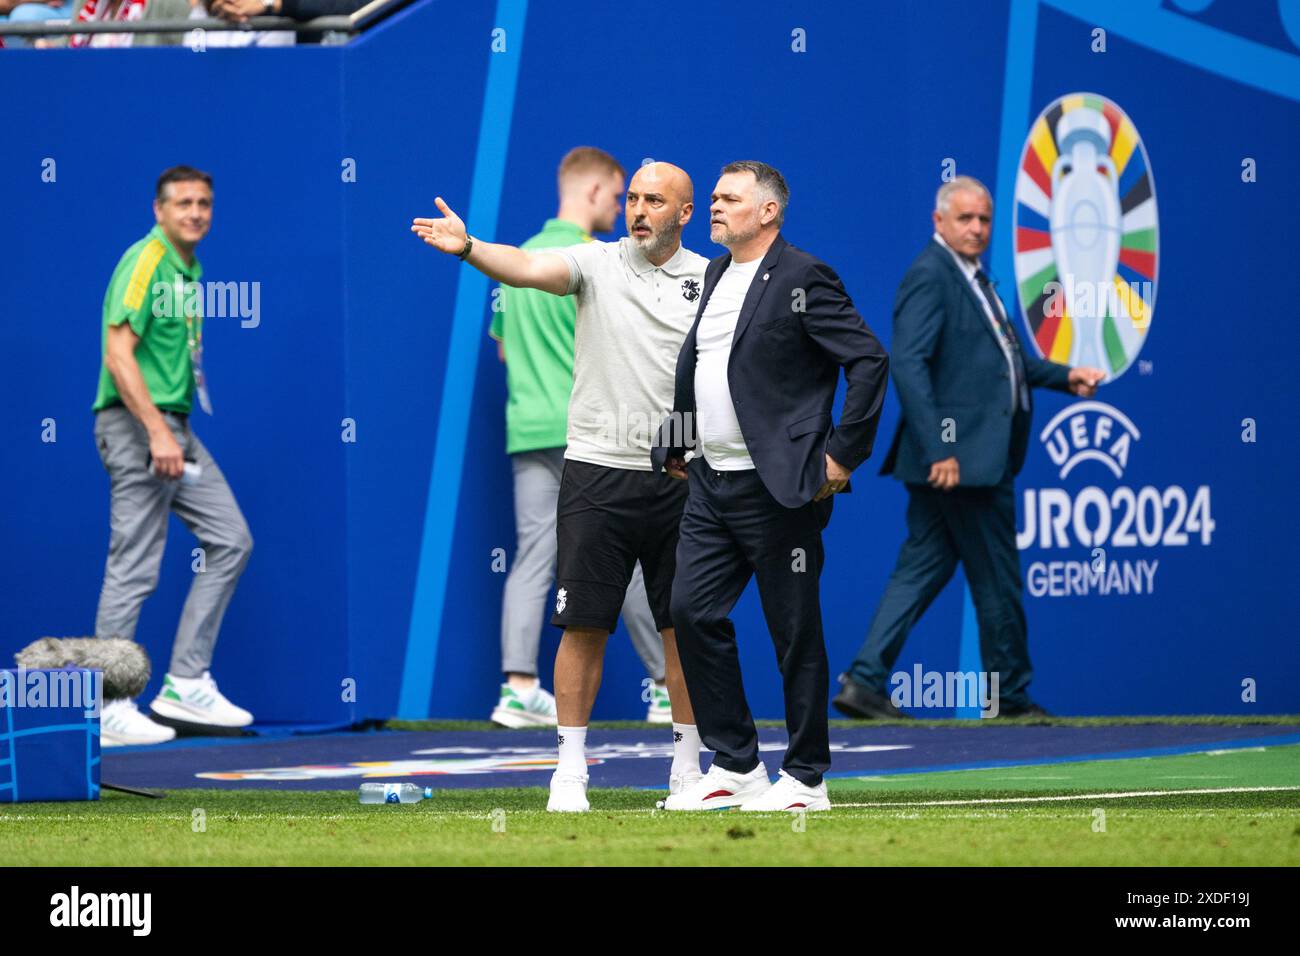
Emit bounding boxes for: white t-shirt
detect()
[554,237,709,471]
[693,257,763,470]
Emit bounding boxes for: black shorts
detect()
[552,458,689,633]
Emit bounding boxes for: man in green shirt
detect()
[92,165,255,746]
[487,147,672,728]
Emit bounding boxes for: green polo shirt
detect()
[93,225,202,414]
[489,218,589,454]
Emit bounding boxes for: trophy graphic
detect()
[1010,93,1158,383]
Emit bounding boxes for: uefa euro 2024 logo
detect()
[1013,93,1157,382]
[1010,96,1220,598]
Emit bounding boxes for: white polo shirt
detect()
[555,237,709,471]
[694,257,762,470]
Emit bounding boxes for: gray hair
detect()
[936,175,992,215]
[721,160,789,226]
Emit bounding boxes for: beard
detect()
[711,220,754,249]
[631,221,678,260]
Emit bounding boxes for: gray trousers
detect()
[93,406,253,679]
[502,447,665,680]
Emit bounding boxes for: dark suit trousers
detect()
[670,463,834,786]
[846,473,1033,711]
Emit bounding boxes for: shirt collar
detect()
[150,224,202,281]
[623,235,689,277]
[727,255,763,272]
[933,231,980,280]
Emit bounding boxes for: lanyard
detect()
[185,310,202,357]
[182,286,211,415]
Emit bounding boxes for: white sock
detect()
[556,725,588,776]
[671,722,701,775]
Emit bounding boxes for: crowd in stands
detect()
[0,0,370,47]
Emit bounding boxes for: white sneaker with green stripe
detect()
[491,682,557,728]
[100,698,176,747]
[645,681,672,723]
[149,671,254,728]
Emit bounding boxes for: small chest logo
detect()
[681,278,701,302]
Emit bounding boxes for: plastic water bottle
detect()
[359,783,434,804]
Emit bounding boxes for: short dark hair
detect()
[156,166,213,202]
[721,160,789,226]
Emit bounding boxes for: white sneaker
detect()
[738,769,831,812]
[546,771,590,812]
[645,682,672,724]
[149,672,253,728]
[663,762,771,811]
[100,698,177,747]
[669,768,702,796]
[491,682,558,728]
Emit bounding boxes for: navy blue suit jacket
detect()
[879,238,1072,486]
[652,233,889,509]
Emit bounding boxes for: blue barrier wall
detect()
[2,0,1296,722]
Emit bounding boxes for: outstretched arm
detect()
[411,197,571,295]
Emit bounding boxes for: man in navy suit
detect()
[833,176,1104,721]
[653,161,889,811]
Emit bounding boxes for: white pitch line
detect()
[832,785,1300,808]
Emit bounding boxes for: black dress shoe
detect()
[995,701,1052,719]
[832,676,910,719]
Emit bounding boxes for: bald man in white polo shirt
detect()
[412,162,707,812]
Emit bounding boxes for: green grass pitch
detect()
[3,742,1297,866]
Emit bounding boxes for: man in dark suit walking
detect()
[833,176,1104,721]
[653,161,889,811]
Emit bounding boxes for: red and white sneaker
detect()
[662,762,770,810]
[738,769,831,812]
